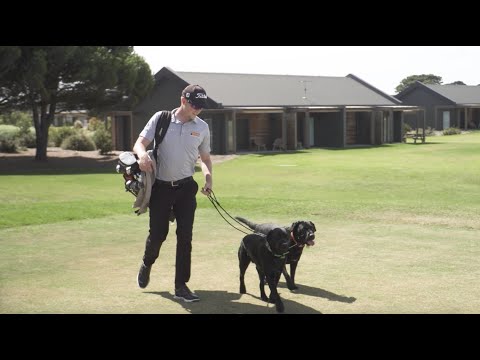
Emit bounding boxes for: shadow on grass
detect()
[324,143,441,150]
[277,282,356,303]
[241,150,311,158]
[145,290,322,314]
[240,144,439,154]
[0,155,118,175]
[403,141,442,145]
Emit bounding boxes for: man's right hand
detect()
[138,153,154,172]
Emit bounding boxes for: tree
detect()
[395,74,443,94]
[447,81,466,85]
[0,46,153,160]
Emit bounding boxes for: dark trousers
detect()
[143,178,198,287]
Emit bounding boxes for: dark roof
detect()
[396,81,480,106]
[158,68,400,107]
[422,84,480,105]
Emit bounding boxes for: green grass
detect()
[1,131,480,313]
[0,173,131,228]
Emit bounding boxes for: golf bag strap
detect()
[153,111,172,162]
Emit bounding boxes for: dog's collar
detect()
[290,232,304,248]
[265,239,288,258]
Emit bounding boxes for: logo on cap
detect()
[182,84,207,108]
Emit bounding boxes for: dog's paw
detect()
[287,284,298,291]
[240,285,246,294]
[261,294,269,302]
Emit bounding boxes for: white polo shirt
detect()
[139,109,211,181]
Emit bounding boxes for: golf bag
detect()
[115,111,172,197]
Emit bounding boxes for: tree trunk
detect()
[32,105,50,161]
[35,130,48,161]
[31,88,58,160]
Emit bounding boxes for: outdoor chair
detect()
[272,138,286,151]
[254,137,267,151]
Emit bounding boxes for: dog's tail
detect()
[235,216,257,230]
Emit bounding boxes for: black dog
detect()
[238,227,290,313]
[236,217,316,291]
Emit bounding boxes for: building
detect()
[111,67,421,154]
[396,82,480,130]
[54,110,89,127]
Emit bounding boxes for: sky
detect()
[134,46,480,95]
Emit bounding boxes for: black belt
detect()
[155,176,193,187]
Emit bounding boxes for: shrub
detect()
[61,133,96,151]
[73,120,84,129]
[18,127,36,148]
[0,125,20,152]
[403,122,412,133]
[92,124,113,155]
[49,126,78,147]
[0,124,20,137]
[0,111,31,130]
[87,117,103,131]
[0,137,17,152]
[0,134,17,152]
[443,127,462,136]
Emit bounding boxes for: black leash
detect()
[205,189,253,235]
[205,189,292,257]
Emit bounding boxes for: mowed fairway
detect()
[1,132,480,314]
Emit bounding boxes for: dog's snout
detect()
[308,232,315,240]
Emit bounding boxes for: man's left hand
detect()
[201,186,212,196]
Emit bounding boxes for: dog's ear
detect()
[291,221,302,232]
[267,228,288,242]
[266,229,277,244]
[266,229,273,242]
[309,221,316,231]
